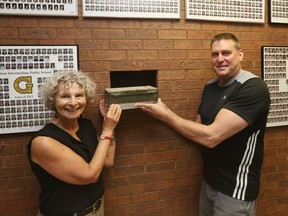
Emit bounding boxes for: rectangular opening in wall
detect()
[110,70,157,88]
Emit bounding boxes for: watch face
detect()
[99,134,112,141]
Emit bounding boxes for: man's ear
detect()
[239,49,244,61]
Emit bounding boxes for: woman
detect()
[27,70,122,216]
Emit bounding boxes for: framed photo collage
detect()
[0,0,77,16]
[0,45,78,134]
[269,0,288,24]
[262,46,288,127]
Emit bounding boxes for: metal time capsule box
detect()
[105,85,159,110]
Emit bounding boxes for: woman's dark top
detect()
[27,118,104,216]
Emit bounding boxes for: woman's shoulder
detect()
[35,123,58,136]
[30,123,67,144]
[28,124,60,150]
[32,134,57,145]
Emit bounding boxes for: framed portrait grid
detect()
[268,0,288,24]
[185,0,265,24]
[0,0,78,16]
[262,46,288,127]
[82,0,180,19]
[0,45,79,135]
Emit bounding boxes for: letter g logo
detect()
[14,76,33,94]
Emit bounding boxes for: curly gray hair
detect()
[41,70,96,111]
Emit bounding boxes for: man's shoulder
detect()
[206,78,218,85]
[236,71,260,84]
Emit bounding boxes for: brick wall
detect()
[0,1,288,215]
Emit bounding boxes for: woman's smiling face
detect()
[54,82,87,120]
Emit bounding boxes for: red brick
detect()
[0,189,25,201]
[19,28,57,39]
[0,28,18,39]
[126,29,157,39]
[94,50,126,60]
[92,29,125,39]
[127,50,157,60]
[111,40,143,50]
[115,184,145,196]
[57,28,91,39]
[143,40,173,50]
[158,30,187,40]
[0,167,26,178]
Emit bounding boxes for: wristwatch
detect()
[99,134,113,141]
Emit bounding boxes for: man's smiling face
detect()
[211,39,244,85]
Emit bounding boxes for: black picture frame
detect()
[268,0,288,24]
[261,46,288,127]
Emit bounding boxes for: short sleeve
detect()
[223,78,270,124]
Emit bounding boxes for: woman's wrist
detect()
[101,129,117,141]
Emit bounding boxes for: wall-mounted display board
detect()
[185,0,265,24]
[0,0,78,16]
[82,0,180,19]
[262,46,288,127]
[269,0,288,24]
[0,45,79,134]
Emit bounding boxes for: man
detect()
[135,33,270,216]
